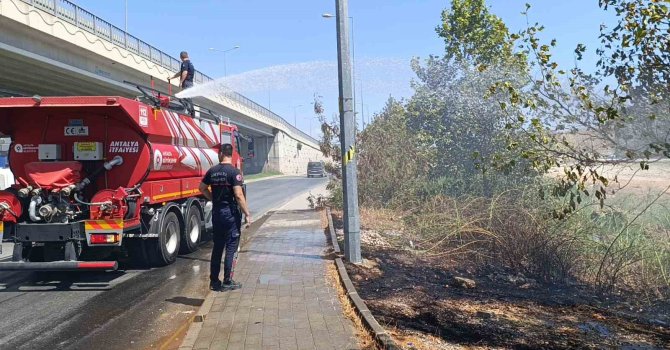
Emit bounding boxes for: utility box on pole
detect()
[335,0,362,263]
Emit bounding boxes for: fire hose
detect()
[74,156,124,193]
[72,156,124,209]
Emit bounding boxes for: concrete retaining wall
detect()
[267,131,325,176]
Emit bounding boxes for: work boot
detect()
[210,280,222,291]
[222,279,242,290]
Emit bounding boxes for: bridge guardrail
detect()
[19,0,319,145]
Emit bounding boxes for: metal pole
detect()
[124,0,128,33]
[350,16,356,135]
[291,105,303,127]
[209,47,239,77]
[335,0,361,263]
[224,52,228,77]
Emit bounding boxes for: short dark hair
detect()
[220,143,233,157]
[180,51,188,59]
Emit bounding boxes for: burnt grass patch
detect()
[333,213,670,350]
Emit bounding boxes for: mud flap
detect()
[64,241,78,261]
[12,243,22,261]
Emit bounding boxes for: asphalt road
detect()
[0,176,327,350]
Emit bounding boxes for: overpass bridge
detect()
[0,0,324,175]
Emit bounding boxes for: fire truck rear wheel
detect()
[180,205,202,254]
[149,211,181,266]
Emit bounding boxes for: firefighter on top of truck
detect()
[199,143,251,291]
[169,51,195,89]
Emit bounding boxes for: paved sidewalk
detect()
[184,209,359,350]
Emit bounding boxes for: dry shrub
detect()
[573,205,670,296]
[402,191,587,283]
[377,189,670,296]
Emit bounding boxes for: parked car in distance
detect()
[307,161,326,178]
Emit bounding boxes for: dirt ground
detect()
[332,212,670,350]
[547,160,670,195]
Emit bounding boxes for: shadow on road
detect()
[0,270,131,292]
[178,255,211,263]
[165,296,205,307]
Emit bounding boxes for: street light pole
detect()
[323,13,356,133]
[208,46,240,77]
[350,16,357,133]
[334,0,361,263]
[124,0,128,32]
[291,104,303,127]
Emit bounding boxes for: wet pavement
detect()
[0,176,326,350]
[184,210,359,350]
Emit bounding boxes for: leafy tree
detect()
[313,95,341,166]
[409,58,532,197]
[437,0,514,65]
[409,0,531,197]
[356,98,430,206]
[597,0,669,103]
[486,1,670,216]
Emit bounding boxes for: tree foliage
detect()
[437,0,514,65]
[597,0,669,102]
[356,99,430,206]
[409,58,533,196]
[313,95,341,165]
[485,1,670,217]
[410,0,532,196]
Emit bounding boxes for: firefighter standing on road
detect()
[199,144,252,291]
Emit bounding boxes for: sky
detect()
[73,0,615,138]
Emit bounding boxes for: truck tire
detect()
[180,205,202,254]
[148,211,181,266]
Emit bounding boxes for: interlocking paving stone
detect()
[188,210,359,349]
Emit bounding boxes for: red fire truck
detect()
[0,84,243,270]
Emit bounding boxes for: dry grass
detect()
[390,329,461,350]
[325,262,377,350]
[321,209,377,350]
[360,207,404,232]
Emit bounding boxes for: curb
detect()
[244,174,286,184]
[326,208,401,350]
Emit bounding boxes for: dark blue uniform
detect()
[180,59,195,89]
[202,163,243,285]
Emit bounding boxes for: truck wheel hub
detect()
[165,221,178,254]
